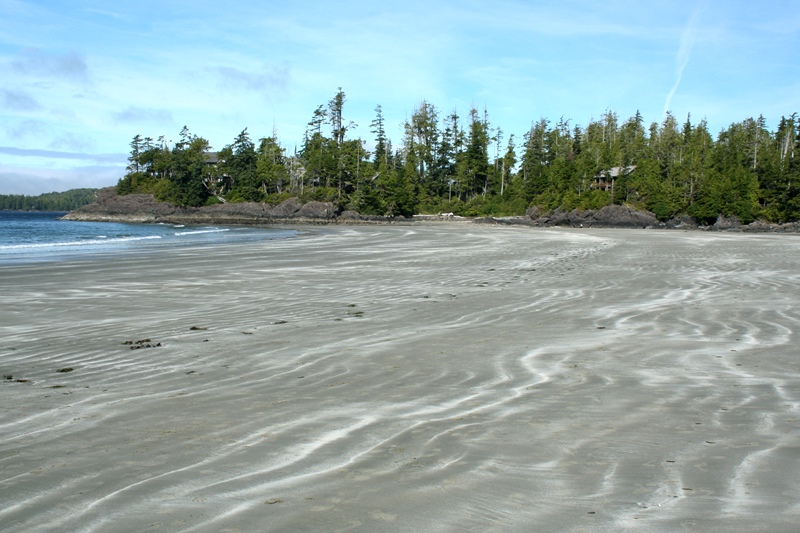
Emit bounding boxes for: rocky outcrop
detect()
[706,215,800,233]
[663,215,699,230]
[63,187,340,224]
[65,188,181,221]
[518,205,660,228]
[269,198,302,217]
[713,214,742,230]
[62,188,414,225]
[296,201,338,219]
[552,206,658,228]
[484,206,799,233]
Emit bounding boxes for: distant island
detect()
[0,189,98,212]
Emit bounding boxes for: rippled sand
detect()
[1,224,799,532]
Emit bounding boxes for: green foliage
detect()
[0,189,98,211]
[301,186,339,203]
[264,192,294,205]
[113,92,800,223]
[152,179,181,204]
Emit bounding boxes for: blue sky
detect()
[1,0,798,195]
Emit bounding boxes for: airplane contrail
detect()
[664,1,710,118]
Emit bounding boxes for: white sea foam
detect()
[0,235,162,250]
[174,228,229,236]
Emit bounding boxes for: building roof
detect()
[597,165,636,178]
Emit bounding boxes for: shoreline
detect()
[62,187,800,233]
[62,209,800,234]
[2,225,799,530]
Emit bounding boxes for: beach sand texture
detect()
[1,224,799,532]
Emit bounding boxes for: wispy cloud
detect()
[0,146,126,164]
[48,133,96,153]
[112,106,173,124]
[83,7,129,21]
[4,119,48,139]
[10,48,89,81]
[212,63,291,93]
[1,89,41,111]
[664,1,711,117]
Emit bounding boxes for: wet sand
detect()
[1,224,799,532]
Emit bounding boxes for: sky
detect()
[1,0,798,195]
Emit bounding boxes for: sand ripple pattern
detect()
[1,226,799,531]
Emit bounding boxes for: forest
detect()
[0,188,98,211]
[117,88,800,223]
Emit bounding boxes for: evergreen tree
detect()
[328,87,347,146]
[256,135,290,196]
[520,118,551,201]
[109,95,800,223]
[127,134,143,173]
[406,101,439,195]
[371,104,388,168]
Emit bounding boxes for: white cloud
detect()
[1,89,41,111]
[212,63,291,93]
[4,119,49,139]
[112,106,174,124]
[10,48,89,81]
[0,146,127,165]
[47,133,96,153]
[0,164,122,195]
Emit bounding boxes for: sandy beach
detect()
[1,223,799,532]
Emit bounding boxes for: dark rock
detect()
[713,214,741,230]
[665,215,699,229]
[744,220,774,232]
[296,201,338,219]
[591,205,659,228]
[64,188,340,224]
[338,210,362,220]
[542,208,595,227]
[268,198,302,217]
[525,205,546,219]
[526,205,658,228]
[206,201,269,217]
[775,221,800,233]
[64,187,181,221]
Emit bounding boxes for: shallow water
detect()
[0,211,298,264]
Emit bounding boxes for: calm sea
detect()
[0,211,300,264]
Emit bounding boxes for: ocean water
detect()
[0,211,300,264]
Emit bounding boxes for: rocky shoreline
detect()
[64,187,800,233]
[477,204,800,233]
[62,187,348,225]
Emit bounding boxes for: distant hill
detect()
[0,188,99,211]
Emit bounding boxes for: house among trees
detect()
[202,151,230,202]
[203,151,222,166]
[593,165,636,192]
